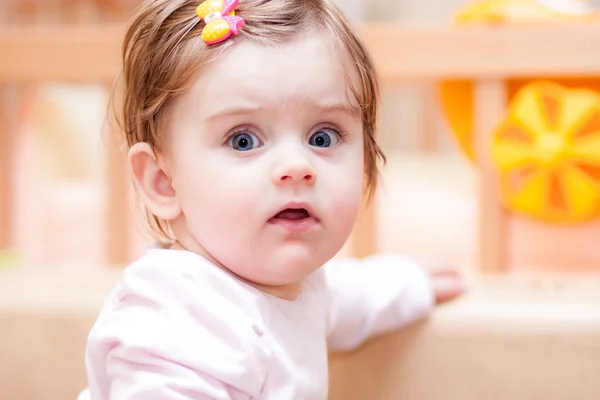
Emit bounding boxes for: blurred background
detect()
[1,0,600,399]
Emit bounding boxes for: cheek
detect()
[322,147,365,227]
[172,152,263,235]
[331,174,363,224]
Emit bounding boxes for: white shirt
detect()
[83,249,434,399]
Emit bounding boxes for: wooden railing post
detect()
[418,83,439,153]
[0,86,22,252]
[474,80,508,273]
[350,198,378,259]
[104,81,130,267]
[0,86,11,250]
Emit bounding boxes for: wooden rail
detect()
[2,24,600,83]
[362,24,600,81]
[2,23,600,269]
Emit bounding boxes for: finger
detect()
[429,267,463,278]
[433,275,467,304]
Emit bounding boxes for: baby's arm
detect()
[85,265,267,399]
[324,253,450,351]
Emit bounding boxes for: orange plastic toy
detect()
[491,81,600,224]
[439,0,600,223]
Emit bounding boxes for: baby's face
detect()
[166,31,364,295]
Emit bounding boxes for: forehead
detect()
[184,30,358,113]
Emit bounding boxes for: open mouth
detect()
[272,208,311,220]
[268,206,318,232]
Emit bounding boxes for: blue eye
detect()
[228,132,262,152]
[309,128,339,148]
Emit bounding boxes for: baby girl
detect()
[80,0,465,398]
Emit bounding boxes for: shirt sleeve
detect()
[324,253,435,351]
[85,263,269,400]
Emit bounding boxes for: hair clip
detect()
[196,0,245,45]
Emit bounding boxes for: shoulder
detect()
[102,249,267,327]
[86,249,270,394]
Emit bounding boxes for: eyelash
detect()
[224,127,258,143]
[223,125,347,146]
[317,125,346,141]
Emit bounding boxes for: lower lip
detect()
[268,217,318,232]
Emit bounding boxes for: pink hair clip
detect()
[196,0,245,45]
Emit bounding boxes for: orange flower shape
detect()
[491,81,600,223]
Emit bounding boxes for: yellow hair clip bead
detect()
[196,0,245,45]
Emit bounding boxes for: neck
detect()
[168,233,303,301]
[250,280,303,301]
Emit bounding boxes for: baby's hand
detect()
[418,259,467,304]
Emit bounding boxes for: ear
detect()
[128,142,181,221]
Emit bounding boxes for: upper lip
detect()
[271,201,318,220]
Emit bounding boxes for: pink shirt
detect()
[81,249,433,399]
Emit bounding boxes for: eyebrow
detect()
[203,97,361,123]
[204,105,267,123]
[322,103,361,117]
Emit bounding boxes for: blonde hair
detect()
[116,0,385,242]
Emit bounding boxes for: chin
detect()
[259,248,326,286]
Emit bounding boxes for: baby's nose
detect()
[272,156,317,186]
